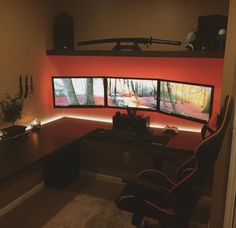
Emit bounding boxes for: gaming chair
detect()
[115,95,233,228]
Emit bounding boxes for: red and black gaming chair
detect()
[115,95,233,228]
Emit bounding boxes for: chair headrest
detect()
[217,95,233,131]
[201,95,233,139]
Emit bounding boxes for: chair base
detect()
[132,214,143,226]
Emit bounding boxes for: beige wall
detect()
[0,0,65,128]
[69,0,228,51]
[210,0,236,227]
[0,0,61,209]
[222,0,236,97]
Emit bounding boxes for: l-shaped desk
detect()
[0,117,202,188]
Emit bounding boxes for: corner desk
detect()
[0,117,202,189]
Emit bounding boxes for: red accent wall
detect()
[45,56,224,131]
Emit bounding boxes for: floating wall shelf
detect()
[46,50,224,58]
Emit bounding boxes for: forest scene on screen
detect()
[53,78,104,106]
[160,81,212,121]
[107,78,158,110]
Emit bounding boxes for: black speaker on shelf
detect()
[195,15,228,51]
[53,12,74,50]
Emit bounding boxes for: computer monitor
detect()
[52,77,105,107]
[106,77,158,111]
[159,80,214,123]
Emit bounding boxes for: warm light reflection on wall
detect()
[43,55,223,133]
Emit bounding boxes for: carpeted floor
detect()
[43,194,134,228]
[0,174,210,228]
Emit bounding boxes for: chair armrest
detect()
[176,158,196,180]
[136,169,175,188]
[122,176,170,193]
[201,124,216,140]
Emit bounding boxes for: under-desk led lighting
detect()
[40,114,201,133]
[41,115,64,125]
[65,114,112,123]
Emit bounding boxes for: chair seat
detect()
[115,177,175,222]
[115,191,175,222]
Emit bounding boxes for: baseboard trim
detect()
[80,170,123,184]
[0,182,45,218]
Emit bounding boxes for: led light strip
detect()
[40,114,201,133]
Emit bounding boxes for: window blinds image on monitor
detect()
[107,78,158,111]
[52,77,105,107]
[159,80,214,122]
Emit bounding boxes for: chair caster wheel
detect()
[132,214,143,226]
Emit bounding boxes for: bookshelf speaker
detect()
[53,12,74,50]
[195,15,228,51]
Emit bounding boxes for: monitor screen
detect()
[52,77,105,107]
[159,80,214,122]
[107,77,158,111]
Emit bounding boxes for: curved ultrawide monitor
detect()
[106,77,158,111]
[52,77,105,107]
[159,80,214,123]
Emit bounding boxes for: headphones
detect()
[185,30,196,51]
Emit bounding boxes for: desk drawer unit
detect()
[79,139,154,178]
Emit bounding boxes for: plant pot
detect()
[1,125,27,138]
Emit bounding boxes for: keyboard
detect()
[110,129,137,140]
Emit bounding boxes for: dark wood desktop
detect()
[0,117,202,188]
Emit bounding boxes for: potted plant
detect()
[0,93,24,126]
[0,75,29,138]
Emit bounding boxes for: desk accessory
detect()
[0,131,29,142]
[1,125,27,137]
[31,119,41,131]
[0,125,28,142]
[88,128,169,146]
[162,125,178,135]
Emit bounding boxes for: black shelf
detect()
[46,49,224,58]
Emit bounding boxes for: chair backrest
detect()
[168,95,234,212]
[196,95,233,176]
